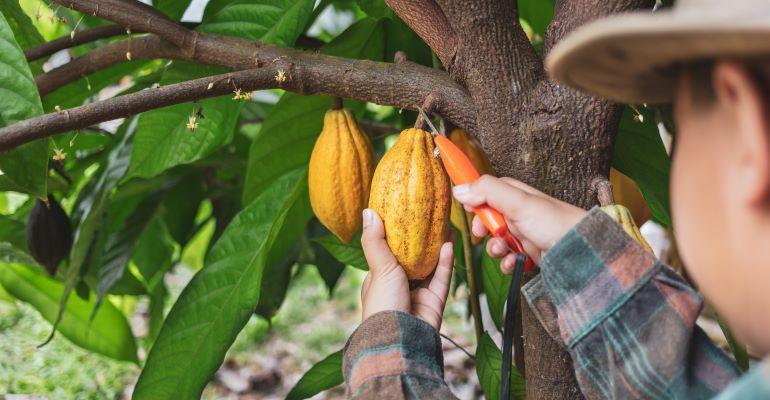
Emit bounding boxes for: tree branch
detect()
[36,35,178,97]
[8,54,475,151]
[383,0,458,72]
[25,24,131,62]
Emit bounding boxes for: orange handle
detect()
[434,136,535,271]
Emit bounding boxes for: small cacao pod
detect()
[448,128,495,245]
[26,195,73,275]
[369,128,451,280]
[309,108,376,243]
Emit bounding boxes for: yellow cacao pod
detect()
[448,129,495,245]
[369,128,451,280]
[600,204,654,253]
[309,108,376,243]
[610,168,651,226]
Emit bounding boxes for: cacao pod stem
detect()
[592,176,615,207]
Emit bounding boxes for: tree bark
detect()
[387,0,654,398]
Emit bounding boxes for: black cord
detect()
[501,254,526,400]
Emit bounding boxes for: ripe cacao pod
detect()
[309,108,376,243]
[448,128,495,245]
[610,168,651,226]
[595,176,653,253]
[26,195,73,275]
[369,128,451,280]
[601,204,654,253]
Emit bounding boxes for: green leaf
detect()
[519,0,554,36]
[286,349,343,400]
[243,94,334,203]
[0,262,138,362]
[127,63,241,179]
[92,194,162,316]
[132,219,175,292]
[0,11,47,198]
[356,0,394,19]
[200,0,316,45]
[481,248,511,331]
[134,169,309,399]
[716,313,749,373]
[161,171,205,245]
[613,107,671,226]
[313,232,368,271]
[256,191,312,318]
[476,333,525,400]
[242,18,384,203]
[153,0,191,20]
[314,246,345,294]
[1,0,43,51]
[0,242,36,265]
[0,214,28,251]
[47,118,136,342]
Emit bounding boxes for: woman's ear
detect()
[713,61,770,206]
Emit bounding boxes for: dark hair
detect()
[682,57,770,108]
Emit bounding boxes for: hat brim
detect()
[546,10,770,104]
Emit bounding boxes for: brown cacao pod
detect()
[26,195,73,275]
[448,128,495,245]
[309,108,376,243]
[369,128,451,280]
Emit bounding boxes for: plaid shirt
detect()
[343,208,767,399]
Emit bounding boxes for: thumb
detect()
[361,209,399,274]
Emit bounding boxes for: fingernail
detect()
[493,242,505,254]
[452,184,470,196]
[362,208,373,228]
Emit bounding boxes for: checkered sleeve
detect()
[523,207,740,399]
[342,310,458,399]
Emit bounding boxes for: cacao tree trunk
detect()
[388,0,655,398]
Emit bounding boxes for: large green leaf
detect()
[476,333,525,400]
[127,63,241,179]
[134,169,309,399]
[0,262,138,362]
[613,107,671,226]
[313,232,368,271]
[286,349,343,400]
[200,0,315,45]
[154,0,191,20]
[242,17,385,203]
[481,248,511,331]
[0,11,47,198]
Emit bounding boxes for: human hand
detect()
[359,209,454,330]
[452,175,587,273]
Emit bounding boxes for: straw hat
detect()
[546,0,770,104]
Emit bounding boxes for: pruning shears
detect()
[418,108,530,399]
